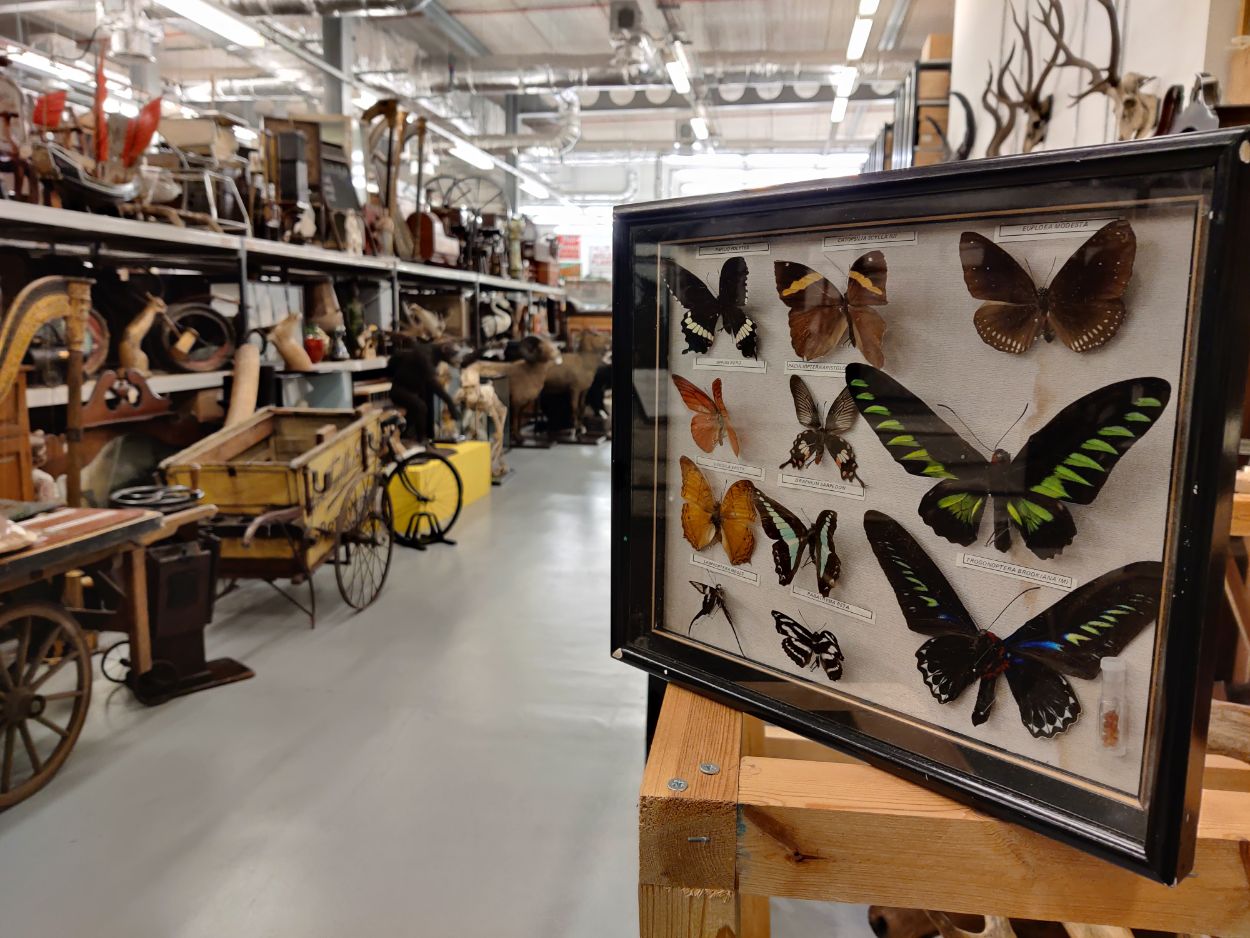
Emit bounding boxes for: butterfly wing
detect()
[863,510,979,637]
[813,631,845,681]
[846,251,888,306]
[810,510,841,597]
[775,260,848,361]
[846,306,888,368]
[718,479,758,565]
[711,378,740,457]
[1009,377,1172,558]
[663,259,721,355]
[752,487,810,586]
[1004,659,1080,739]
[790,374,822,430]
[716,257,758,358]
[917,635,982,704]
[689,581,716,630]
[781,375,825,470]
[679,456,720,551]
[671,374,720,453]
[1046,220,1137,352]
[821,388,862,482]
[1006,560,1163,680]
[959,232,1045,354]
[916,479,993,548]
[773,611,816,669]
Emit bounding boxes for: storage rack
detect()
[0,200,565,407]
[890,58,951,170]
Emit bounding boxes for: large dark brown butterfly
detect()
[672,375,740,456]
[774,253,888,365]
[959,220,1136,354]
[846,364,1171,559]
[751,487,840,596]
[773,611,843,682]
[662,256,758,358]
[864,510,1161,738]
[781,375,861,483]
[679,456,757,565]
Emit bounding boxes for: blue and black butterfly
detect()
[845,364,1171,559]
[751,487,840,596]
[864,510,1162,739]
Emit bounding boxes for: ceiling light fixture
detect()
[449,141,495,171]
[665,58,691,96]
[834,66,857,98]
[846,17,873,61]
[689,116,710,141]
[10,50,92,84]
[829,96,849,123]
[858,0,880,14]
[152,0,265,49]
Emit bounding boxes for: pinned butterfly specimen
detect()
[846,364,1171,559]
[774,253,888,366]
[864,510,1161,738]
[781,375,862,484]
[752,487,840,596]
[679,456,757,565]
[662,256,758,358]
[671,375,740,456]
[689,581,742,654]
[959,220,1136,354]
[773,611,844,681]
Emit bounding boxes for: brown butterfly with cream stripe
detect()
[774,253,890,366]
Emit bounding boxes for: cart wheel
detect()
[334,475,394,610]
[0,602,91,810]
[389,449,463,549]
[100,640,131,684]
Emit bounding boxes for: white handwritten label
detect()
[823,230,917,251]
[697,241,770,257]
[691,553,759,585]
[784,360,846,376]
[694,455,766,481]
[995,217,1119,243]
[792,585,874,622]
[692,357,767,373]
[959,553,1075,591]
[778,471,865,500]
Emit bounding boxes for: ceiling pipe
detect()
[432,90,580,158]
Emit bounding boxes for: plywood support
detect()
[639,685,1250,938]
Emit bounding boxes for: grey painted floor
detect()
[0,444,868,937]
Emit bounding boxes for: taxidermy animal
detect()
[542,330,610,437]
[118,293,167,375]
[402,301,445,342]
[457,363,509,477]
[473,336,563,442]
[388,339,463,442]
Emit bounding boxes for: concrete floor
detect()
[0,445,867,937]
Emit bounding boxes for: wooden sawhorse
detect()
[639,685,1250,938]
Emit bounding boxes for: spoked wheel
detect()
[388,449,463,549]
[0,602,91,810]
[334,474,394,610]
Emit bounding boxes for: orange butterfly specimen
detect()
[679,456,757,565]
[672,374,741,456]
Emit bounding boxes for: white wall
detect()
[949,0,1224,158]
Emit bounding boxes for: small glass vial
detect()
[1099,657,1127,755]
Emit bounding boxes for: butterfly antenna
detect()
[935,403,993,454]
[1044,255,1058,287]
[987,587,1043,631]
[992,403,1029,451]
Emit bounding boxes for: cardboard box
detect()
[912,146,946,167]
[917,68,951,101]
[921,33,952,61]
[917,105,949,146]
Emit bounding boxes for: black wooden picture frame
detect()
[610,130,1250,884]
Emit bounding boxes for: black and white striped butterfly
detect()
[662,256,758,358]
[773,611,844,682]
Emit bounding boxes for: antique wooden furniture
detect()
[159,407,394,626]
[0,371,34,501]
[639,684,1250,938]
[0,505,161,809]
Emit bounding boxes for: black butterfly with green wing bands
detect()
[844,364,1171,560]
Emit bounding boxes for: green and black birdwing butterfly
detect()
[780,375,862,483]
[662,256,758,358]
[959,220,1136,354]
[845,364,1171,560]
[864,509,1161,738]
[752,487,841,596]
[773,610,844,682]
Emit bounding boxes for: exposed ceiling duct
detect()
[223,0,427,16]
[435,91,581,159]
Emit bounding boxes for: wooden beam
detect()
[1231,492,1250,536]
[120,546,151,676]
[736,758,1250,935]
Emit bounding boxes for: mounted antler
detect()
[1040,0,1121,104]
[1006,2,1062,151]
[981,48,1020,159]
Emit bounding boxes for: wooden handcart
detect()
[160,407,395,626]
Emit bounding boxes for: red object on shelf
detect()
[122,97,162,168]
[93,48,108,165]
[31,90,67,129]
[303,337,327,364]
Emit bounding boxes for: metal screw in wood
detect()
[699,762,720,775]
[667,777,688,792]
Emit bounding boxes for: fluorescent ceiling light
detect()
[152,0,265,49]
[520,178,550,200]
[689,116,709,141]
[449,141,495,171]
[858,0,880,14]
[834,66,857,98]
[665,59,691,95]
[353,89,378,110]
[847,17,873,61]
[11,51,91,84]
[830,96,849,123]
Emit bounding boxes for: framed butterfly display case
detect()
[611,132,1250,884]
